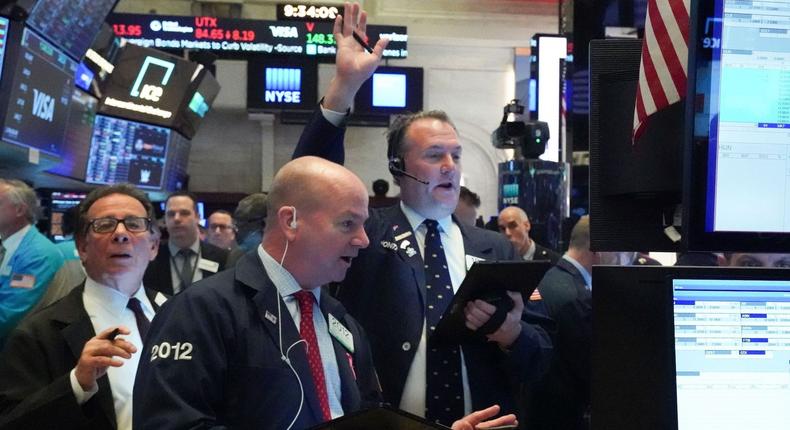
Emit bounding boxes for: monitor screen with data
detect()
[592,265,790,430]
[673,277,790,430]
[85,115,168,190]
[685,0,790,250]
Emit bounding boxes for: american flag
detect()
[633,0,691,141]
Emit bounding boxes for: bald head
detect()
[266,156,367,230]
[499,206,529,223]
[263,156,370,289]
[497,206,532,256]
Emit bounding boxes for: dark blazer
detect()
[295,107,553,418]
[0,285,162,430]
[133,251,382,429]
[536,257,588,319]
[143,241,229,296]
[525,259,592,430]
[336,206,553,415]
[534,243,561,265]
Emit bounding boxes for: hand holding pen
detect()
[73,326,137,392]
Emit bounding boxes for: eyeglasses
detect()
[89,216,151,234]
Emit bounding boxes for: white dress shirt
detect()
[522,240,536,261]
[257,245,344,419]
[398,202,473,417]
[69,277,155,430]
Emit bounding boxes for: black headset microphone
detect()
[388,157,429,185]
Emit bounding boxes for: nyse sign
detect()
[264,68,302,104]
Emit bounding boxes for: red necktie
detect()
[294,290,332,421]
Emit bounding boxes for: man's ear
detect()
[75,235,88,262]
[277,206,298,241]
[149,235,160,261]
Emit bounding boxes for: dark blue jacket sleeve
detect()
[292,106,346,164]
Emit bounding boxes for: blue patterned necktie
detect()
[422,219,463,426]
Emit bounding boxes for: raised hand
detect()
[323,1,390,111]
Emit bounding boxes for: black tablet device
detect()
[432,260,551,345]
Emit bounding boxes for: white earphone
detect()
[289,206,298,229]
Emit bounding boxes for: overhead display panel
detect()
[25,0,118,61]
[106,12,408,59]
[1,28,77,156]
[98,43,197,128]
[85,114,169,190]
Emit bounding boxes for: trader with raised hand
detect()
[133,156,518,430]
[294,3,553,426]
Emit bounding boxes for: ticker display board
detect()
[106,13,408,59]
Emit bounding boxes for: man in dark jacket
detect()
[0,184,167,429]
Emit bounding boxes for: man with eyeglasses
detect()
[0,184,167,430]
[206,210,237,251]
[144,191,228,295]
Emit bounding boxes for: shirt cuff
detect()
[70,368,98,405]
[319,102,348,127]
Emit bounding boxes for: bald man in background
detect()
[497,206,560,264]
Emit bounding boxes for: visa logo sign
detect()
[264,68,301,104]
[32,89,54,122]
[269,25,298,38]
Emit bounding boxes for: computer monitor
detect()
[45,190,87,241]
[24,0,118,61]
[46,89,99,180]
[684,0,790,251]
[163,131,191,192]
[592,265,790,430]
[673,276,790,429]
[353,66,423,116]
[1,27,77,156]
[85,114,169,190]
[588,38,683,252]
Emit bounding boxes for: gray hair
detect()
[0,179,39,223]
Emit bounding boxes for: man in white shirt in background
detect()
[143,192,228,295]
[0,183,166,430]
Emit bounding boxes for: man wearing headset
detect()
[293,2,553,426]
[133,157,517,429]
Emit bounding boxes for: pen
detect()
[352,31,373,54]
[107,328,121,341]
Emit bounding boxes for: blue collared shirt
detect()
[257,245,344,419]
[562,254,592,290]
